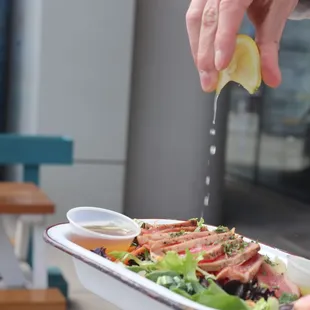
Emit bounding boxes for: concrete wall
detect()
[7,0,227,225]
[7,0,136,224]
[124,0,227,224]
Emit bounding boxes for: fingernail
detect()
[215,50,224,71]
[199,70,213,92]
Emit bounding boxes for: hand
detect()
[186,0,298,92]
[294,295,310,310]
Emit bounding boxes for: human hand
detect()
[294,295,310,309]
[186,0,298,92]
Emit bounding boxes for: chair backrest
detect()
[0,134,74,185]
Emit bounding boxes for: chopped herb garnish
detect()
[264,255,276,266]
[222,240,249,256]
[279,293,299,304]
[170,230,186,238]
[215,225,229,233]
[239,241,249,251]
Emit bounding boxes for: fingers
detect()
[258,41,281,88]
[215,0,253,70]
[252,4,291,88]
[186,0,216,92]
[250,1,297,88]
[186,0,208,65]
[196,0,220,92]
[252,12,283,88]
[186,0,251,92]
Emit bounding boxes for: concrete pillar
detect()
[124,0,228,225]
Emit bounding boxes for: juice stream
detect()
[203,95,219,211]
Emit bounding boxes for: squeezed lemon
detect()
[300,286,310,296]
[216,34,262,95]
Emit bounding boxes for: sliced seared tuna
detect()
[257,262,300,298]
[216,254,264,283]
[199,242,260,272]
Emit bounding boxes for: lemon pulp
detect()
[216,34,262,95]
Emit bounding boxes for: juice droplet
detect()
[210,128,216,135]
[206,176,210,185]
[213,95,219,125]
[204,195,210,206]
[210,145,216,155]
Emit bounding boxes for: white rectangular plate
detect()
[44,220,291,310]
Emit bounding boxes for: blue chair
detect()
[0,134,74,298]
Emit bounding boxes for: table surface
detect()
[0,182,54,214]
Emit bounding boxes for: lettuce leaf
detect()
[191,280,250,310]
[156,249,202,282]
[109,251,156,271]
[146,270,180,282]
[252,297,279,310]
[193,293,249,310]
[111,249,253,310]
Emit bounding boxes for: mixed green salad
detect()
[91,219,300,310]
[110,249,281,310]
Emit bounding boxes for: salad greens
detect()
[278,293,298,304]
[253,298,279,310]
[110,249,278,310]
[194,217,205,232]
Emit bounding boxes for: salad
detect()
[91,218,302,310]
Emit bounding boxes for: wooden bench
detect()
[0,288,66,310]
[0,183,66,309]
[0,182,54,214]
[0,182,54,288]
[0,134,74,299]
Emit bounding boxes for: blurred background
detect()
[0,0,309,309]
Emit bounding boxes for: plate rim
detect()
[44,221,212,310]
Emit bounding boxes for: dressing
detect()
[83,223,134,236]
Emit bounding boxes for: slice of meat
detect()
[149,234,239,262]
[181,238,244,260]
[137,227,202,245]
[216,254,264,283]
[257,262,300,298]
[152,219,198,230]
[140,220,201,234]
[162,232,234,253]
[149,230,217,250]
[155,226,207,234]
[199,242,260,272]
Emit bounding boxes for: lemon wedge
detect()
[216,34,262,95]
